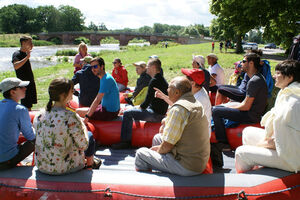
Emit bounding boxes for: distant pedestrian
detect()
[219,41,223,53]
[12,35,37,110]
[212,42,215,52]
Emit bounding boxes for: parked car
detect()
[264,43,277,49]
[242,42,258,50]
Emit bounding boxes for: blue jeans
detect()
[218,85,246,102]
[212,106,253,143]
[84,131,96,157]
[120,108,165,142]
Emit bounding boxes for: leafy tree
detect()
[210,0,300,51]
[87,22,99,31]
[98,23,108,31]
[36,6,61,32]
[139,26,153,34]
[58,5,85,31]
[183,25,200,37]
[0,4,40,33]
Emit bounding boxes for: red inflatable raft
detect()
[1,112,300,200]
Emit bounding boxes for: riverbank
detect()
[0,42,284,109]
[0,34,54,47]
[0,34,148,47]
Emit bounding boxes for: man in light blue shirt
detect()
[76,57,120,122]
[0,77,35,170]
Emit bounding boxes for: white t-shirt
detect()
[208,63,225,85]
[194,88,212,138]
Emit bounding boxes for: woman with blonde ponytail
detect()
[33,77,101,175]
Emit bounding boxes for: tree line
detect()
[0,4,209,38]
[209,0,300,52]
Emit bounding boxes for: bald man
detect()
[135,76,210,176]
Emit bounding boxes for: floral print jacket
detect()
[33,107,88,175]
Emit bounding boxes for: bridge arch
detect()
[36,32,190,46]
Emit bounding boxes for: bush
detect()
[101,36,119,44]
[55,49,77,56]
[74,37,90,45]
[31,35,39,40]
[62,56,69,63]
[50,37,62,45]
[32,40,54,46]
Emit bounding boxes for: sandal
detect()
[84,157,102,170]
[92,156,102,169]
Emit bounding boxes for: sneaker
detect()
[111,142,131,149]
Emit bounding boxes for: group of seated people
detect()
[0,48,300,177]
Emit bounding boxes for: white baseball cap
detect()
[192,55,205,68]
[133,61,146,68]
[0,77,29,93]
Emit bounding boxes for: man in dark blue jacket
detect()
[72,60,100,107]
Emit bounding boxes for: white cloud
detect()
[0,0,215,29]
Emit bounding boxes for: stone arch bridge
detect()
[37,32,190,46]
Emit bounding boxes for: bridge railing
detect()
[37,31,195,39]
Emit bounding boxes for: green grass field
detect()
[0,42,284,109]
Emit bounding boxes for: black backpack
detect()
[288,35,300,61]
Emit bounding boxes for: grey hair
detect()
[170,76,191,95]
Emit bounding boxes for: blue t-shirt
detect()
[99,73,120,112]
[0,99,35,162]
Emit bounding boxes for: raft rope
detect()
[1,182,300,199]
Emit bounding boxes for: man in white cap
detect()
[192,55,211,92]
[123,61,151,105]
[0,77,35,170]
[207,53,225,93]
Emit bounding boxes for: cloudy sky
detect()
[0,0,215,29]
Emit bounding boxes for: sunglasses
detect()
[112,62,118,64]
[92,64,98,69]
[242,59,248,63]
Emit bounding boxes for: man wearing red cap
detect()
[155,69,212,137]
[181,68,212,137]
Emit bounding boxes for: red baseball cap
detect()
[181,68,205,85]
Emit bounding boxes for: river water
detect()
[0,43,149,72]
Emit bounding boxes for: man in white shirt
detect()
[207,53,225,93]
[181,68,212,138]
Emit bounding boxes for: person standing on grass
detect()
[12,35,37,111]
[0,77,35,170]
